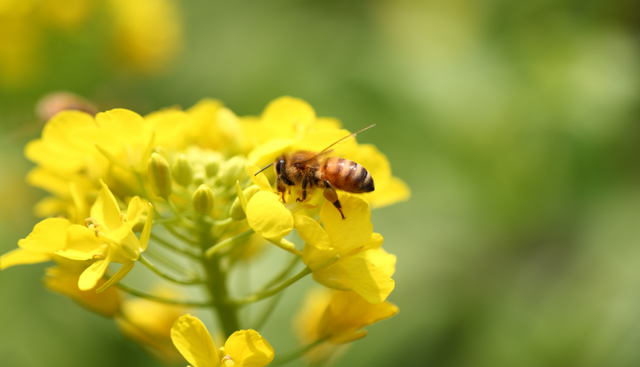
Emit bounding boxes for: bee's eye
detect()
[276,159,285,175]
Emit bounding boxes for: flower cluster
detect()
[1,96,409,366]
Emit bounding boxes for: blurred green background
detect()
[2,0,640,366]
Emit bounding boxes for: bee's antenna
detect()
[254,163,274,176]
[318,124,376,154]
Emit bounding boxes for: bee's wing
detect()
[297,124,376,165]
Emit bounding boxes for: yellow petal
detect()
[24,110,98,173]
[358,247,396,277]
[339,257,395,304]
[247,165,272,191]
[26,167,70,198]
[294,215,331,250]
[360,233,384,252]
[95,109,147,147]
[91,181,123,231]
[246,191,293,241]
[320,195,372,254]
[18,217,70,252]
[145,108,190,150]
[96,261,135,293]
[139,203,154,251]
[318,290,398,344]
[171,314,218,367]
[247,138,294,169]
[293,128,356,153]
[365,176,411,209]
[262,96,316,129]
[78,249,113,291]
[302,243,339,272]
[0,248,50,270]
[125,196,143,230]
[236,181,249,213]
[61,224,104,260]
[224,329,274,367]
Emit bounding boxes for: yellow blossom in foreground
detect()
[64,181,153,292]
[171,314,274,367]
[300,195,396,304]
[1,181,153,293]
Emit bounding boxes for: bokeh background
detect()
[2,0,640,366]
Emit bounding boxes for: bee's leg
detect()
[296,176,309,202]
[322,180,345,220]
[276,176,287,203]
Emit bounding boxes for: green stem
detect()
[144,248,197,276]
[114,282,211,307]
[205,229,254,258]
[198,223,240,338]
[251,292,284,331]
[150,232,200,258]
[234,267,312,306]
[166,198,197,229]
[258,255,301,293]
[270,339,325,366]
[162,222,199,245]
[138,256,204,285]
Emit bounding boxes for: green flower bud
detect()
[172,154,194,187]
[147,152,173,198]
[193,171,206,186]
[229,185,260,220]
[220,156,247,186]
[192,185,215,216]
[152,146,168,160]
[205,158,221,178]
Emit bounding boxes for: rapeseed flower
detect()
[293,288,398,363]
[300,195,396,304]
[9,96,408,366]
[171,314,274,367]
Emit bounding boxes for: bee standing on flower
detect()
[256,125,376,219]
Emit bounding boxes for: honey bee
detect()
[255,125,376,219]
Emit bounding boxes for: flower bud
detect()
[205,158,221,178]
[172,154,193,187]
[152,146,168,160]
[220,156,247,186]
[147,152,173,198]
[229,185,260,220]
[193,171,206,186]
[192,185,214,216]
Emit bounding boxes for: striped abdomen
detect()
[322,157,374,193]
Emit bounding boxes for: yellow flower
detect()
[299,195,396,304]
[116,287,188,362]
[171,314,274,367]
[316,290,399,343]
[293,289,398,363]
[24,108,154,218]
[63,181,153,292]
